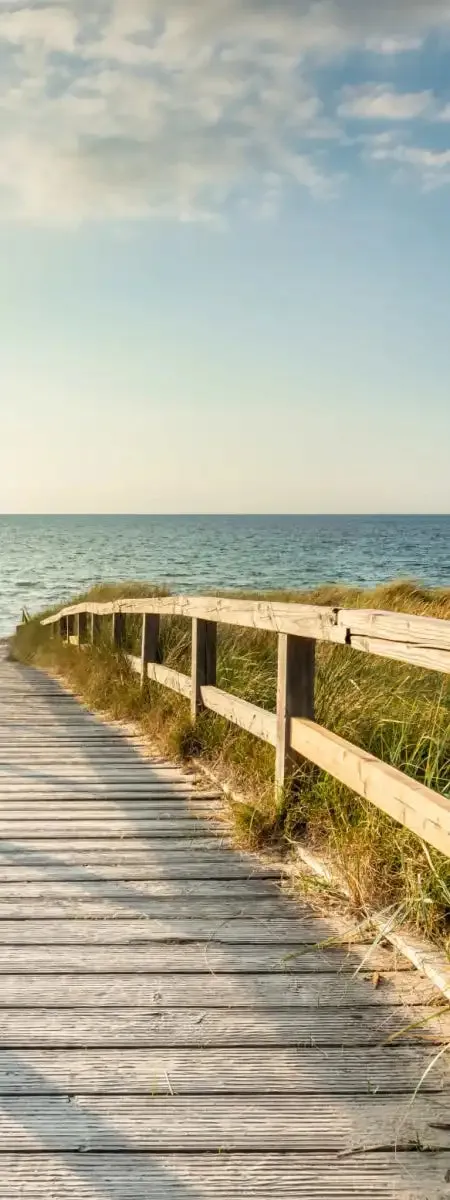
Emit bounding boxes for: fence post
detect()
[77,612,88,647]
[90,613,101,644]
[275,634,315,797]
[141,614,160,688]
[191,619,217,722]
[112,611,126,648]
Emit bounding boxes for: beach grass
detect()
[12,579,450,949]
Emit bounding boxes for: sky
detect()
[1,1,450,514]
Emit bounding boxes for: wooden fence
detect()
[42,596,450,859]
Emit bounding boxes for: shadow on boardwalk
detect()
[0,654,447,1195]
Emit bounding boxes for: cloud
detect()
[338,84,433,121]
[0,0,449,224]
[369,140,450,190]
[365,36,424,54]
[0,4,78,52]
[372,143,450,168]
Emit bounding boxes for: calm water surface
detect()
[0,514,449,636]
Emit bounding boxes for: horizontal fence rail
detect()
[41,596,450,859]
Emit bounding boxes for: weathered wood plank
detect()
[0,804,221,821]
[0,1005,445,1047]
[146,662,191,698]
[0,772,205,785]
[0,942,406,974]
[0,1046,441,1094]
[0,839,232,855]
[338,607,450,653]
[0,787,213,796]
[0,864,274,883]
[44,595,450,662]
[0,899,302,920]
[0,1094,448,1152]
[0,806,221,821]
[275,632,315,791]
[0,777,203,788]
[192,619,217,720]
[0,916,356,944]
[0,821,220,837]
[349,633,450,674]
[201,686,276,744]
[0,1152,447,1199]
[43,596,345,644]
[140,613,160,686]
[290,718,450,858]
[0,756,177,765]
[0,879,278,901]
[0,971,433,1007]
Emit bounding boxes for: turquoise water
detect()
[0,514,449,636]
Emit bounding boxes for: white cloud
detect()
[339,84,433,121]
[365,36,424,54]
[369,139,450,190]
[0,0,449,224]
[373,143,450,168]
[0,4,78,52]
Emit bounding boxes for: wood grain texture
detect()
[0,1046,442,1094]
[0,942,408,974]
[0,820,221,836]
[0,838,234,855]
[201,685,276,744]
[0,805,221,819]
[0,1152,447,1199]
[0,899,305,921]
[145,661,191,698]
[0,859,277,879]
[43,596,345,643]
[349,633,450,674]
[0,971,433,1008]
[290,717,450,858]
[0,1005,446,1048]
[0,917,354,944]
[338,607,450,652]
[43,594,450,669]
[0,1094,447,1152]
[0,880,280,902]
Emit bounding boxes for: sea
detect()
[0,514,449,637]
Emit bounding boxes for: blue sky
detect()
[1,0,450,513]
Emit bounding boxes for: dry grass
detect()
[12,578,450,949]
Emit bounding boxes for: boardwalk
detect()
[0,646,450,1196]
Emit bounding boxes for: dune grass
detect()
[12,579,450,949]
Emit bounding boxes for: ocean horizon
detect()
[0,513,449,637]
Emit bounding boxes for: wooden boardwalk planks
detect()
[0,645,449,1197]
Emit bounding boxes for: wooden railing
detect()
[42,596,450,858]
